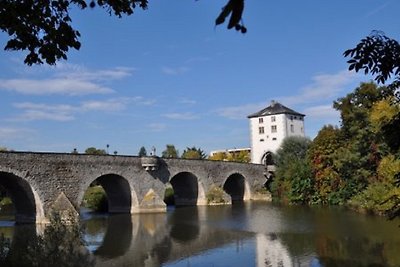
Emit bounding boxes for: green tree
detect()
[84,147,106,155]
[226,150,250,163]
[308,125,348,204]
[0,147,7,152]
[333,82,389,187]
[161,144,179,158]
[345,32,400,218]
[271,136,313,204]
[0,0,243,65]
[138,146,147,157]
[181,146,206,160]
[209,152,228,161]
[275,136,311,166]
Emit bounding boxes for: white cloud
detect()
[216,70,359,120]
[12,103,77,121]
[0,127,35,140]
[0,78,113,95]
[364,2,391,18]
[216,103,265,120]
[161,66,189,75]
[147,123,166,132]
[303,105,339,119]
[11,97,149,121]
[178,98,197,105]
[278,70,358,105]
[0,63,135,96]
[163,112,199,120]
[55,63,135,81]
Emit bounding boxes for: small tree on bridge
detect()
[84,147,106,155]
[181,147,206,160]
[162,144,179,158]
[138,146,147,157]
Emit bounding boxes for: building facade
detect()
[248,101,305,164]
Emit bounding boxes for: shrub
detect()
[82,186,108,212]
[206,186,227,204]
[348,182,399,215]
[163,187,175,206]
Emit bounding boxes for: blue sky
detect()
[0,0,399,155]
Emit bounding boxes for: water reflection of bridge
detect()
[90,209,254,267]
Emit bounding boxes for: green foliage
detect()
[370,98,400,154]
[344,31,400,90]
[181,146,206,160]
[162,144,179,158]
[209,152,227,161]
[84,147,107,155]
[275,136,311,166]
[1,212,94,267]
[349,182,399,216]
[163,187,175,206]
[82,186,108,212]
[138,146,147,157]
[307,125,352,204]
[0,197,12,207]
[0,147,7,152]
[208,150,250,163]
[206,186,227,204]
[272,136,312,204]
[377,155,400,183]
[227,150,250,163]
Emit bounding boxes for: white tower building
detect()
[248,101,305,164]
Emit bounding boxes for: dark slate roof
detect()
[247,101,305,118]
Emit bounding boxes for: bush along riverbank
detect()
[270,82,400,218]
[81,186,108,212]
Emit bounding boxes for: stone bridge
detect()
[0,152,269,224]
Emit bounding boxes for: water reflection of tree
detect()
[0,213,94,267]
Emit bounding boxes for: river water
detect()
[1,202,399,267]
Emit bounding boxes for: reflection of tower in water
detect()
[255,233,292,267]
[256,233,318,267]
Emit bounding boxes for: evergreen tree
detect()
[161,145,179,158]
[138,146,147,157]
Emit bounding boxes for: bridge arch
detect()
[170,172,204,206]
[80,174,137,214]
[261,151,275,166]
[0,171,45,223]
[223,173,251,203]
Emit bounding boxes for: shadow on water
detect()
[81,213,133,259]
[168,207,200,243]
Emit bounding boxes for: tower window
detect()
[259,127,265,134]
[271,125,277,133]
[290,124,294,133]
[271,116,276,122]
[259,118,264,123]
